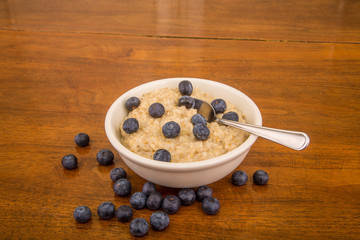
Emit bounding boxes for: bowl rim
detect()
[105,77,262,172]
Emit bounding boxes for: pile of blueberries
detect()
[122,80,241,162]
[63,132,269,237]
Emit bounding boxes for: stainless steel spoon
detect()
[195,99,310,151]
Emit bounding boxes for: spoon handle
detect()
[217,119,310,150]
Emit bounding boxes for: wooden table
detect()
[1,0,359,239]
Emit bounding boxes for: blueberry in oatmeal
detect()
[222,111,239,121]
[178,96,195,109]
[193,124,210,140]
[149,103,165,118]
[178,80,193,96]
[211,98,227,114]
[122,118,139,134]
[125,96,141,112]
[153,149,171,162]
[191,114,207,125]
[162,121,181,138]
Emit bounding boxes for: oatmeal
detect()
[120,86,248,163]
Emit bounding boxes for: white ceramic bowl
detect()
[105,77,262,188]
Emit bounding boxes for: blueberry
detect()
[115,205,133,222]
[125,97,141,112]
[122,118,139,134]
[178,96,195,109]
[161,195,181,215]
[146,191,163,211]
[130,192,147,210]
[61,154,78,170]
[222,111,239,121]
[253,170,269,185]
[162,121,181,138]
[231,170,248,186]
[97,202,115,220]
[74,133,90,147]
[129,218,149,237]
[73,206,91,223]
[149,103,165,118]
[96,149,114,166]
[110,167,127,182]
[196,185,213,201]
[202,197,220,215]
[191,114,207,125]
[153,149,171,162]
[150,211,170,231]
[178,80,193,96]
[211,98,227,114]
[142,182,156,196]
[113,178,132,196]
[193,124,210,140]
[178,188,196,206]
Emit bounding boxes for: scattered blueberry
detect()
[150,211,170,231]
[153,149,171,162]
[146,191,163,211]
[162,121,181,138]
[211,98,227,114]
[178,188,196,206]
[222,111,239,121]
[61,154,78,170]
[202,197,220,215]
[253,170,269,185]
[231,170,248,186]
[73,206,91,223]
[96,149,114,166]
[129,218,149,237]
[74,133,90,147]
[196,185,213,201]
[110,167,127,182]
[191,114,207,125]
[161,195,181,215]
[115,205,133,222]
[193,124,210,140]
[178,96,195,109]
[130,192,147,210]
[149,103,165,118]
[113,178,132,196]
[122,118,139,134]
[125,97,141,112]
[142,182,156,196]
[178,80,193,96]
[97,202,115,220]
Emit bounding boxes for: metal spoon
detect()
[195,99,310,151]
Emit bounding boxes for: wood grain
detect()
[0,30,359,239]
[0,0,359,42]
[1,0,360,239]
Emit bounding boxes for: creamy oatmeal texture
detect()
[120,87,248,163]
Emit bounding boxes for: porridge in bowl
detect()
[120,80,248,163]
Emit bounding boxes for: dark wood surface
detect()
[0,0,359,239]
